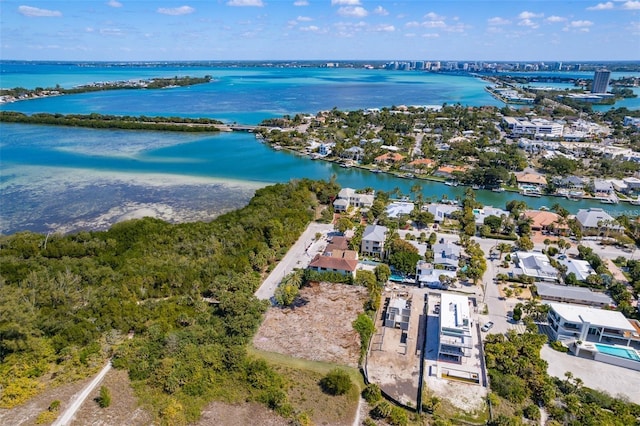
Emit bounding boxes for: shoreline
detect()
[265,138,640,208]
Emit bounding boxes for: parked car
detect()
[481,321,494,332]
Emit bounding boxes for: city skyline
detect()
[1,0,639,62]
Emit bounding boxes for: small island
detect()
[0,75,213,104]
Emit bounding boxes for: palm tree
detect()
[497,242,512,260]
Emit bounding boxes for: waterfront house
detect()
[424,203,461,223]
[386,201,415,219]
[592,179,615,197]
[318,142,335,157]
[403,158,436,172]
[515,172,547,188]
[535,282,613,308]
[439,293,473,363]
[333,188,374,212]
[374,152,405,165]
[514,252,559,282]
[522,210,568,235]
[361,225,388,259]
[554,175,586,191]
[574,208,623,235]
[341,146,364,162]
[434,165,469,179]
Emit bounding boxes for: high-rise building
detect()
[591,69,611,93]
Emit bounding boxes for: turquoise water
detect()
[1,62,640,234]
[595,343,640,361]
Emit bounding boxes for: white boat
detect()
[521,190,541,198]
[492,187,505,192]
[600,198,618,204]
[630,197,640,206]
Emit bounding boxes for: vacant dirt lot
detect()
[253,282,369,368]
[0,368,151,426]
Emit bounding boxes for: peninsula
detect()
[0,75,212,104]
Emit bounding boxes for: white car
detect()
[481,322,494,332]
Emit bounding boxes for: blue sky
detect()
[1,0,639,61]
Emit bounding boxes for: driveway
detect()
[254,222,334,301]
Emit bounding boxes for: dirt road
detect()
[52,361,111,426]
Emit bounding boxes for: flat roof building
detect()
[439,293,473,363]
[535,282,613,308]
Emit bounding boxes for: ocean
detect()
[1,62,638,234]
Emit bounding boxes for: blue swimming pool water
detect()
[594,344,640,361]
[390,274,406,282]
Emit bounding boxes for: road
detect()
[254,222,334,301]
[52,361,112,426]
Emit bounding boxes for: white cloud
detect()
[487,17,510,26]
[18,5,62,17]
[422,33,440,38]
[424,12,444,20]
[227,0,264,6]
[107,0,122,7]
[518,11,543,19]
[546,16,566,23]
[519,19,539,29]
[293,0,308,5]
[331,0,360,5]
[297,16,312,21]
[337,6,368,17]
[568,20,594,28]
[423,20,446,28]
[623,1,640,10]
[157,6,195,15]
[405,21,420,28]
[373,6,388,16]
[85,27,95,33]
[374,24,395,32]
[586,2,613,10]
[300,25,320,32]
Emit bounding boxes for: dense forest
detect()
[0,111,224,132]
[0,178,339,424]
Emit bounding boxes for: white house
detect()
[386,201,415,219]
[560,258,596,282]
[416,261,457,288]
[439,293,473,363]
[515,252,558,282]
[333,188,374,212]
[432,242,460,271]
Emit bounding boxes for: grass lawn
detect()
[249,348,362,426]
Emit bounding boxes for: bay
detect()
[1,63,638,234]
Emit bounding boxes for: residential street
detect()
[254,222,334,301]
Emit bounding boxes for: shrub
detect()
[97,385,111,408]
[550,340,569,353]
[523,403,540,421]
[319,369,352,395]
[362,383,382,404]
[388,406,408,426]
[371,401,392,419]
[48,400,61,412]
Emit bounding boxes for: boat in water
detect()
[444,180,459,187]
[521,189,542,198]
[492,187,505,193]
[600,198,618,204]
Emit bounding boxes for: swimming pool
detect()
[390,274,406,282]
[594,343,640,361]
